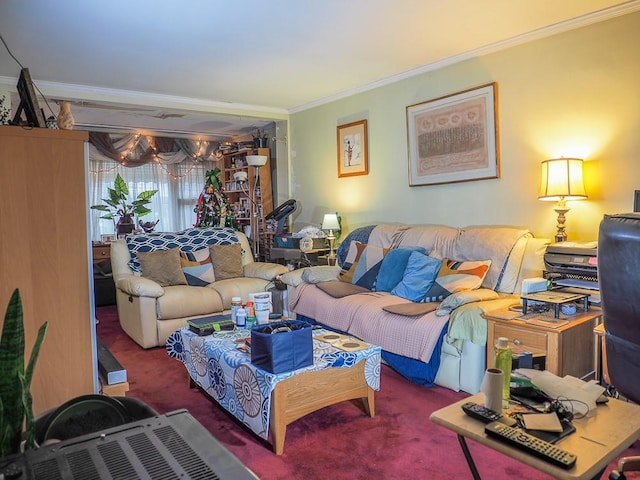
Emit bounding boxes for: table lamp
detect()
[538,157,587,242]
[322,213,340,265]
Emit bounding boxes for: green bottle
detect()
[494,337,512,405]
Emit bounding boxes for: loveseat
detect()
[280,224,549,394]
[110,227,289,348]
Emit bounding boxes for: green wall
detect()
[289,11,640,242]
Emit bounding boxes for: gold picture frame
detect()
[337,119,368,177]
[406,83,499,186]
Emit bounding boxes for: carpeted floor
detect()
[96,306,639,479]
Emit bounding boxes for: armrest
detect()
[115,274,165,298]
[279,265,341,287]
[243,262,290,281]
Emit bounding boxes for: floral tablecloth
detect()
[166,327,381,440]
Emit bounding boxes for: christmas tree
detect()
[194,168,235,228]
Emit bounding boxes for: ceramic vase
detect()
[57,101,75,130]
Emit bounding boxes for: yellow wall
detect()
[288,11,640,242]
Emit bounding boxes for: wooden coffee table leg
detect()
[362,387,375,417]
[270,383,287,455]
[269,361,377,455]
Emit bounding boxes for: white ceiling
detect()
[1,0,638,139]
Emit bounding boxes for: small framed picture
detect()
[337,119,368,178]
[100,234,116,243]
[634,190,640,212]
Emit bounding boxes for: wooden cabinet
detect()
[222,147,273,260]
[484,309,601,380]
[0,126,95,415]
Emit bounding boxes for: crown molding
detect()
[0,76,288,120]
[289,1,640,114]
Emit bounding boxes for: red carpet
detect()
[96,306,639,479]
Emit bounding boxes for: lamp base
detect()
[554,206,570,243]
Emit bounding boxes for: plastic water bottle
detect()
[235,308,247,328]
[231,297,242,324]
[494,337,512,405]
[246,301,257,328]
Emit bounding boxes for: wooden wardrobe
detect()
[0,126,96,415]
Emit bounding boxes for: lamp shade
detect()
[322,213,340,231]
[538,158,587,201]
[246,155,267,167]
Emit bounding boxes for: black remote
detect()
[484,422,577,469]
[461,402,516,426]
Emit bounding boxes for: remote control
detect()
[484,422,577,469]
[461,402,516,426]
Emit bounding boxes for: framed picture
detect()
[406,83,499,186]
[337,119,368,177]
[100,234,116,243]
[634,190,640,212]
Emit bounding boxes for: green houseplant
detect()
[90,173,158,235]
[0,289,48,456]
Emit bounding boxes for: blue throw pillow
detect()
[376,247,426,292]
[391,252,442,302]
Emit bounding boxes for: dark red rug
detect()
[96,306,638,479]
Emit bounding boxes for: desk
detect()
[269,247,330,267]
[167,327,381,454]
[430,392,640,480]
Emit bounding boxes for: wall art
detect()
[337,119,368,177]
[406,83,499,186]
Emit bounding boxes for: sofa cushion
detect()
[376,246,427,292]
[156,284,223,320]
[339,241,388,289]
[209,244,244,280]
[390,251,442,301]
[137,248,188,287]
[180,248,215,286]
[423,258,491,302]
[126,227,239,273]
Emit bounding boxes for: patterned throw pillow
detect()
[180,248,215,286]
[338,241,388,290]
[137,248,188,287]
[209,244,244,280]
[390,252,442,302]
[376,246,427,292]
[423,258,492,302]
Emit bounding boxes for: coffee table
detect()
[166,327,381,454]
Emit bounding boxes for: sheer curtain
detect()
[87,134,218,241]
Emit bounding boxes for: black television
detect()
[12,68,45,127]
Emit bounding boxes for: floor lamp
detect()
[246,155,267,260]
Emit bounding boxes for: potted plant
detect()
[252,129,269,148]
[0,289,48,456]
[90,173,158,235]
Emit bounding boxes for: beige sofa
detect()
[280,223,549,393]
[110,228,289,348]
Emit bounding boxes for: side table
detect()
[483,309,602,380]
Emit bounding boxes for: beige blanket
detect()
[291,283,449,363]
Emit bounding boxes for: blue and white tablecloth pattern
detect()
[166,327,381,440]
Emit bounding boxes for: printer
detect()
[543,241,599,304]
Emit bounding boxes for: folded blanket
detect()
[291,283,449,363]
